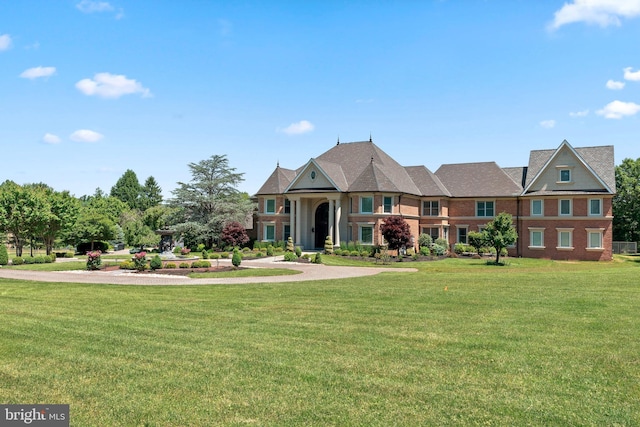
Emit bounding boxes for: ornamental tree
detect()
[220,221,250,248]
[483,212,518,264]
[380,216,412,254]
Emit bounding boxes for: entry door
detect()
[314,202,329,248]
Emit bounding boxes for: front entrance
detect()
[314,202,329,248]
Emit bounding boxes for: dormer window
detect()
[556,165,573,184]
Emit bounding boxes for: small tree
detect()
[380,216,412,255]
[286,236,295,252]
[220,221,250,249]
[484,212,518,264]
[324,236,334,254]
[232,248,242,267]
[150,254,162,270]
[468,231,487,255]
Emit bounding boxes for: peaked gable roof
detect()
[523,140,615,195]
[435,162,523,198]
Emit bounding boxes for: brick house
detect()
[253,139,615,261]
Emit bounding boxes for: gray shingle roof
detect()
[254,166,296,195]
[404,166,451,197]
[435,162,523,197]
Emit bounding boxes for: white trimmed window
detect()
[589,199,602,216]
[531,199,544,216]
[559,199,572,216]
[586,228,604,250]
[476,201,494,217]
[529,227,545,249]
[422,227,439,241]
[283,224,291,241]
[559,169,571,183]
[263,224,275,241]
[265,198,276,214]
[360,196,373,214]
[383,196,393,214]
[557,228,573,250]
[359,224,374,244]
[284,199,291,214]
[457,226,468,244]
[422,200,439,216]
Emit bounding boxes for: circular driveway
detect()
[0,257,417,286]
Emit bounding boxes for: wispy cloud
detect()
[596,100,640,119]
[569,109,589,117]
[540,120,556,129]
[549,0,640,30]
[0,34,12,51]
[75,72,151,99]
[20,66,56,80]
[279,120,315,135]
[606,79,625,90]
[70,129,104,142]
[623,66,640,81]
[42,133,61,144]
[76,0,113,13]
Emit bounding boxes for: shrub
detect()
[256,252,264,258]
[420,246,431,256]
[412,253,420,261]
[165,263,177,269]
[47,254,56,263]
[196,243,206,252]
[418,233,433,248]
[210,253,220,259]
[232,249,242,267]
[86,250,102,271]
[313,253,323,264]
[179,262,190,268]
[220,252,229,259]
[253,240,263,251]
[12,256,24,265]
[334,249,342,256]
[192,260,211,268]
[283,251,298,262]
[201,250,209,259]
[324,236,334,254]
[24,256,36,264]
[266,245,274,256]
[286,236,295,252]
[119,261,135,270]
[350,250,360,257]
[133,251,147,272]
[150,255,163,271]
[295,246,302,257]
[34,255,46,264]
[0,245,8,265]
[432,244,446,256]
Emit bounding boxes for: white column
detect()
[335,198,341,247]
[289,198,295,243]
[328,199,335,244]
[294,198,302,247]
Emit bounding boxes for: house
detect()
[253,139,615,261]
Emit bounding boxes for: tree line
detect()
[0,154,255,256]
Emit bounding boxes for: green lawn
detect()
[1,257,639,426]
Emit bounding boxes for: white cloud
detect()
[606,79,625,90]
[596,100,640,119]
[540,120,556,129]
[42,133,61,144]
[75,72,151,99]
[623,66,640,81]
[76,0,114,13]
[570,109,590,117]
[20,66,56,79]
[0,34,11,51]
[280,120,315,135]
[70,129,104,142]
[549,0,640,30]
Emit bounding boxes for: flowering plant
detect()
[86,250,102,271]
[133,251,147,272]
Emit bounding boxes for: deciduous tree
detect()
[380,216,412,254]
[483,212,517,264]
[613,158,640,242]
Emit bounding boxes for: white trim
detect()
[558,199,572,216]
[556,228,574,250]
[528,227,545,249]
[588,198,603,216]
[531,199,544,216]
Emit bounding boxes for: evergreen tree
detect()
[140,176,163,211]
[110,169,142,210]
[613,158,640,242]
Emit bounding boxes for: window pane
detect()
[560,169,571,182]
[284,224,291,241]
[589,232,602,248]
[458,228,467,243]
[361,226,373,244]
[266,225,275,240]
[590,199,601,215]
[383,196,392,213]
[284,199,291,214]
[487,201,494,216]
[560,200,571,215]
[361,197,373,213]
[532,200,542,215]
[559,231,570,247]
[531,231,542,247]
[266,199,275,213]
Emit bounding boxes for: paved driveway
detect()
[0,256,417,286]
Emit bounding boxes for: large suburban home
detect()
[253,139,615,261]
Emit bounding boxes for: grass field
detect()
[1,257,639,426]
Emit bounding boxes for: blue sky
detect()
[1,0,639,199]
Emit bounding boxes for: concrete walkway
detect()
[0,255,417,286]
